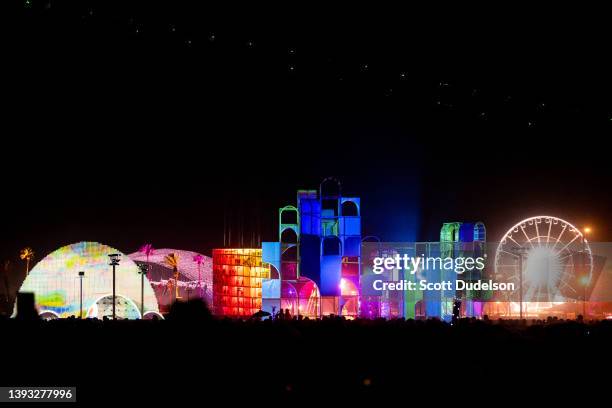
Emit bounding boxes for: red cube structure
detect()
[212,248,268,317]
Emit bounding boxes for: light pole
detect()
[511,247,528,319]
[193,254,204,299]
[579,275,590,319]
[581,227,591,320]
[108,253,121,320]
[78,271,85,319]
[137,262,149,318]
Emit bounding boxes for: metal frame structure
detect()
[260,178,362,318]
[212,248,267,317]
[494,215,592,318]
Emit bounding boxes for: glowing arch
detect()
[322,236,342,256]
[279,206,299,226]
[280,227,299,244]
[320,177,342,198]
[281,277,320,318]
[143,311,165,320]
[87,294,142,319]
[341,200,359,216]
[39,310,60,320]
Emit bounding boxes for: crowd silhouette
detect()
[1,298,610,404]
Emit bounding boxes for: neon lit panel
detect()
[212,248,268,317]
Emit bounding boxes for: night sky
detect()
[2,1,611,268]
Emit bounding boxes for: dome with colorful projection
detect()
[17,242,159,319]
[128,248,213,311]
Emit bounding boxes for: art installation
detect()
[492,216,593,318]
[12,184,606,322]
[259,177,361,318]
[128,248,213,313]
[212,248,266,317]
[4,3,609,403]
[17,242,159,319]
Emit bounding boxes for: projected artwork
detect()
[17,242,159,319]
[128,248,213,312]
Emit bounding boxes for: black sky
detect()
[2,0,611,267]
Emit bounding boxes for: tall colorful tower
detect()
[262,178,361,318]
[456,222,487,317]
[437,222,487,319]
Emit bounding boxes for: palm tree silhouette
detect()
[139,244,155,264]
[138,243,155,280]
[164,253,181,301]
[193,254,205,299]
[19,247,34,276]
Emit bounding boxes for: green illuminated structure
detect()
[441,222,487,318]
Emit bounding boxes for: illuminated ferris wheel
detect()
[495,216,592,308]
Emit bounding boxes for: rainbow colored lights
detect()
[12,179,608,321]
[18,241,159,318]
